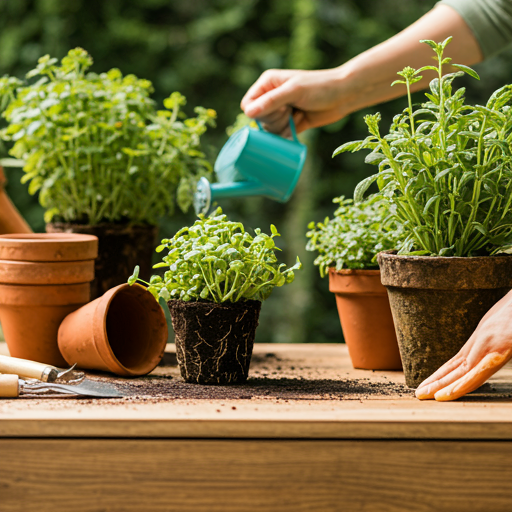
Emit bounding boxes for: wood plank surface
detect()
[1,343,511,440]
[2,439,512,512]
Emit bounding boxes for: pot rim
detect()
[0,282,91,306]
[378,249,512,261]
[328,267,380,276]
[378,250,512,289]
[0,233,98,243]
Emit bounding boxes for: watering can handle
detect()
[255,115,299,143]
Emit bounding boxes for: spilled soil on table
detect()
[89,350,414,403]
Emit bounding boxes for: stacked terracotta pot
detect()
[0,233,98,366]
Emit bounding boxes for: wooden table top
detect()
[1,342,511,440]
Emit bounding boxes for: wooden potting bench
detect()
[1,341,512,512]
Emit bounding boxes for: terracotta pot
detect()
[168,299,261,385]
[0,233,98,366]
[378,251,512,387]
[58,284,168,376]
[329,268,402,371]
[47,223,158,299]
[0,259,94,285]
[0,283,91,366]
[0,233,98,261]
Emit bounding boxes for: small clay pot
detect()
[0,283,91,366]
[47,223,158,299]
[0,259,94,285]
[58,284,168,376]
[168,299,261,385]
[378,251,512,387]
[0,233,98,366]
[329,268,402,371]
[0,233,98,261]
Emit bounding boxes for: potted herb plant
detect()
[129,207,301,384]
[335,37,512,387]
[0,48,216,299]
[306,194,403,370]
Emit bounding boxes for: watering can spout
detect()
[194,178,268,216]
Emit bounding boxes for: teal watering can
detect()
[194,116,307,215]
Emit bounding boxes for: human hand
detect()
[240,68,351,136]
[415,291,512,401]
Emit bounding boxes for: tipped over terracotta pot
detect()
[58,283,168,376]
[0,233,98,366]
[329,268,402,371]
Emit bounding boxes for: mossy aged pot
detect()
[168,299,261,385]
[378,251,512,387]
[329,268,402,370]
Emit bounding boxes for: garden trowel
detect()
[0,354,85,383]
[0,374,122,398]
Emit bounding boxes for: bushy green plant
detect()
[335,38,512,257]
[129,207,301,303]
[0,48,216,225]
[306,194,403,276]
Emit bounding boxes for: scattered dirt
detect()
[77,349,414,404]
[7,348,511,408]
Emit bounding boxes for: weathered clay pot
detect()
[168,300,261,384]
[0,283,91,366]
[0,233,98,261]
[47,223,158,300]
[0,259,94,285]
[58,284,168,376]
[329,268,402,370]
[0,233,98,366]
[378,251,512,387]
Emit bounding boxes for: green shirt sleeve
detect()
[439,0,512,58]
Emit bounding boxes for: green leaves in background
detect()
[0,48,216,225]
[306,194,404,276]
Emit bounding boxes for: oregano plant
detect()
[0,48,216,225]
[306,194,404,276]
[129,207,301,303]
[334,37,512,257]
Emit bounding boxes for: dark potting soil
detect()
[168,300,261,385]
[46,222,158,299]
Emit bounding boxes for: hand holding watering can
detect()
[194,116,307,215]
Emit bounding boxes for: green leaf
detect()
[354,174,380,204]
[332,140,363,157]
[452,64,480,81]
[128,265,140,285]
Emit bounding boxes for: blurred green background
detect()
[2,0,512,343]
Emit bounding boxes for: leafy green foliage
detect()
[306,194,404,276]
[334,38,512,256]
[0,48,216,225]
[129,207,301,303]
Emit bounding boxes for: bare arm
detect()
[241,4,483,135]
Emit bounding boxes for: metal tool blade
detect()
[21,378,123,398]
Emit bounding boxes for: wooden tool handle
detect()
[0,355,56,381]
[0,374,19,397]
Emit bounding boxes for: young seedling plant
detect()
[129,207,301,303]
[335,37,512,257]
[306,194,404,276]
